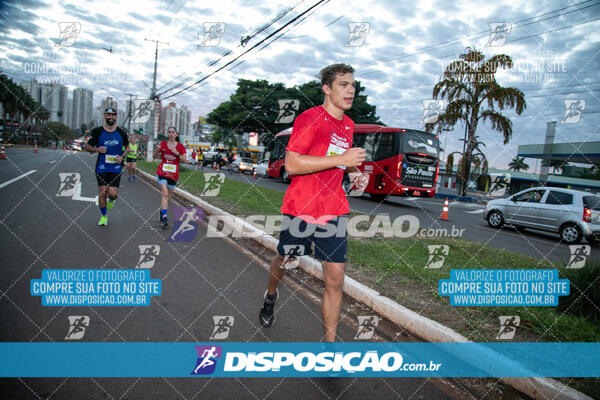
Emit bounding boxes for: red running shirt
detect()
[156,141,186,180]
[281,106,354,224]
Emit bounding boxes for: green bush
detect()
[557,262,600,322]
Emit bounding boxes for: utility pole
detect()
[144,38,168,160]
[144,38,169,100]
[125,93,137,135]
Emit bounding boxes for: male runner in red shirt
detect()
[259,64,368,342]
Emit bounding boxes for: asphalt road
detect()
[206,164,599,265]
[0,148,512,399]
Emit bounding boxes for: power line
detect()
[359,1,600,69]
[506,16,600,44]
[156,1,306,97]
[161,0,330,100]
[526,88,600,98]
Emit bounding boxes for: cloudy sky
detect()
[1,0,599,169]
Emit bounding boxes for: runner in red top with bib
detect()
[281,105,354,224]
[259,64,369,344]
[156,141,186,181]
[154,127,189,227]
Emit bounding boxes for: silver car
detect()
[483,187,600,244]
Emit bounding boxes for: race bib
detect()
[105,155,117,164]
[162,163,177,173]
[326,142,347,170]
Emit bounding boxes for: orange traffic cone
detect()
[212,161,216,170]
[34,144,38,153]
[440,198,449,220]
[253,168,257,179]
[0,145,6,160]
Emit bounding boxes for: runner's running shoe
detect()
[98,215,108,226]
[160,215,168,227]
[107,199,115,210]
[259,289,278,328]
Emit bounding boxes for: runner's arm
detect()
[284,147,366,175]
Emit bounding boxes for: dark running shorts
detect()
[156,174,178,188]
[277,214,348,263]
[96,172,121,187]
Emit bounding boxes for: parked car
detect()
[231,157,256,173]
[483,187,600,244]
[254,159,269,177]
[203,146,227,166]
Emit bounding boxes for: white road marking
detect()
[0,170,37,189]
[466,209,484,214]
[72,182,98,204]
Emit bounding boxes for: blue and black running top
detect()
[88,127,129,173]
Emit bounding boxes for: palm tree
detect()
[508,157,529,172]
[541,159,565,175]
[425,48,526,196]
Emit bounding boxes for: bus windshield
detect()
[352,132,399,162]
[402,131,439,158]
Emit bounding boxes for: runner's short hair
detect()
[319,63,354,88]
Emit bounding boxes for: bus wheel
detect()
[370,193,387,202]
[281,168,290,184]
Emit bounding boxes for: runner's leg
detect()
[321,261,345,342]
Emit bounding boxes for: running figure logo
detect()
[486,23,511,47]
[281,244,305,270]
[132,100,154,123]
[56,22,81,47]
[354,315,380,339]
[65,316,90,340]
[420,100,446,124]
[210,316,235,339]
[346,172,369,196]
[425,245,449,269]
[275,100,299,124]
[199,23,225,47]
[567,245,590,269]
[169,207,204,242]
[191,345,222,375]
[344,22,370,47]
[201,173,225,196]
[136,245,160,268]
[496,316,520,340]
[57,173,80,197]
[561,100,585,124]
[488,173,511,196]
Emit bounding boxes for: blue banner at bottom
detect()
[0,342,598,378]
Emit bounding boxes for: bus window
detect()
[403,131,439,157]
[373,132,397,161]
[353,132,375,162]
[270,135,290,161]
[354,132,398,162]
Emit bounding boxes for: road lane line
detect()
[0,170,37,189]
[465,209,484,214]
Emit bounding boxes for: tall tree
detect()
[508,156,529,172]
[207,78,382,149]
[425,48,526,196]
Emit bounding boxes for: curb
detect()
[139,168,592,400]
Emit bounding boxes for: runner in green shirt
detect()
[126,136,138,182]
